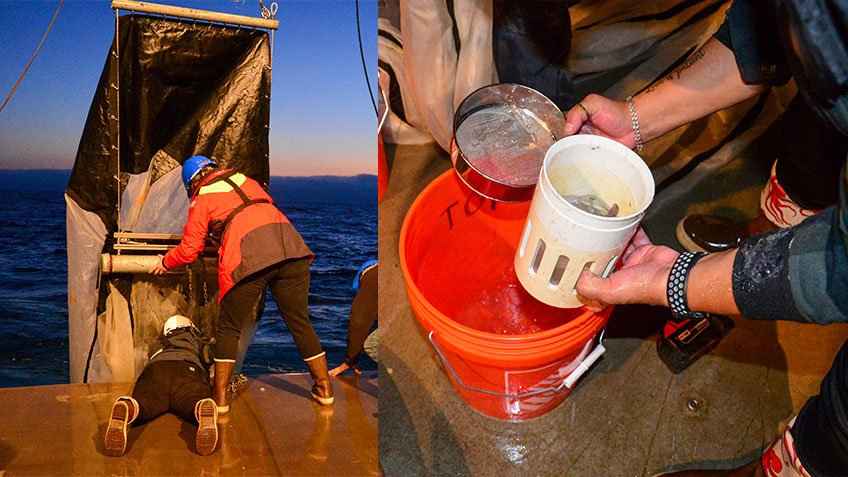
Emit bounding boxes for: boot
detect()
[676,212,776,253]
[194,398,218,456]
[213,360,235,414]
[105,396,139,457]
[654,459,764,476]
[305,353,334,406]
[677,159,827,253]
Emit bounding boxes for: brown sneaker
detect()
[105,400,131,457]
[194,398,218,456]
[676,213,777,252]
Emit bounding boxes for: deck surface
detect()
[0,372,377,476]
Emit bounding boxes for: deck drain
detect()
[687,399,701,413]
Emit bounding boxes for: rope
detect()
[115,8,122,231]
[0,0,65,115]
[355,0,378,118]
[269,3,275,73]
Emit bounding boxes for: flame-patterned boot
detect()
[676,161,820,253]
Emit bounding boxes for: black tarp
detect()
[67,15,271,230]
[66,14,272,383]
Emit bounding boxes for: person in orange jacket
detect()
[150,155,333,412]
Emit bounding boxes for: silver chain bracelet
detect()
[625,96,643,152]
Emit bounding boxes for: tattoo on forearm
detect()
[642,47,707,95]
[643,75,673,95]
[674,48,706,79]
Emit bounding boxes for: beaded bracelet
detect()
[625,96,643,152]
[666,251,707,319]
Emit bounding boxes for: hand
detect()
[564,94,638,149]
[328,362,361,377]
[149,254,168,275]
[576,228,678,307]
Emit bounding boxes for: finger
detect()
[582,299,609,313]
[575,267,605,300]
[564,98,591,136]
[354,367,362,375]
[578,123,597,135]
[622,241,638,263]
[631,228,652,247]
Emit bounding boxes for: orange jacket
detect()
[163,169,312,302]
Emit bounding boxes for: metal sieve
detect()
[450,84,566,203]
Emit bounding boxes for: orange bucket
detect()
[400,170,612,420]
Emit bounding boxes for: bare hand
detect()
[149,255,168,275]
[564,94,638,149]
[576,228,678,307]
[329,362,361,377]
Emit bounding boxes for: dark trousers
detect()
[792,337,848,475]
[770,96,848,210]
[132,359,211,425]
[217,257,323,361]
[345,265,378,367]
[492,1,573,111]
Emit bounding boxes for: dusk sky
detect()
[0,0,377,177]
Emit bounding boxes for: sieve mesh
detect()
[455,104,556,187]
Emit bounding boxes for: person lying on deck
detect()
[105,315,218,457]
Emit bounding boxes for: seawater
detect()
[415,220,585,335]
[0,189,377,387]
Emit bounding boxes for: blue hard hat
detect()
[182,155,216,191]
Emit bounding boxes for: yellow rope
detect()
[0,0,65,115]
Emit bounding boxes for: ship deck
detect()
[0,372,377,476]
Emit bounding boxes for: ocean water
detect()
[0,189,377,387]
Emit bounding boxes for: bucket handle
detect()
[427,330,606,399]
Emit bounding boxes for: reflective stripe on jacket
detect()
[163,169,313,302]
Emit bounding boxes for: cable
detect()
[355,0,378,118]
[0,0,65,115]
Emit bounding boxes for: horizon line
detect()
[0,168,377,178]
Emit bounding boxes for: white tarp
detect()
[65,194,108,383]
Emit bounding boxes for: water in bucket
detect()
[414,214,585,335]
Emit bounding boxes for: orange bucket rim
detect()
[420,305,607,366]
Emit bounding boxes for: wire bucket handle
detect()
[427,330,606,399]
[377,70,389,134]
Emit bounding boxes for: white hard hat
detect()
[163,315,193,336]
